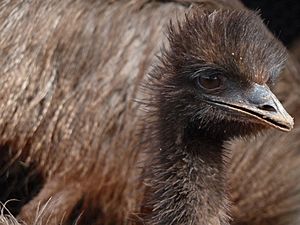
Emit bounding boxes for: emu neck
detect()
[146,123,230,225]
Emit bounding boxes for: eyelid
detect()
[191,69,227,80]
[202,73,221,79]
[201,73,227,83]
[195,74,227,93]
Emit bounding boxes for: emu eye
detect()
[196,75,222,90]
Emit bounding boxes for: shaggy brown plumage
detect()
[291,39,300,62]
[0,1,299,225]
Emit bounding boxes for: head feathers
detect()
[163,9,287,86]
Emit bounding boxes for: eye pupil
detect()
[197,75,221,90]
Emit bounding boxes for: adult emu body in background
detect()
[0,1,300,225]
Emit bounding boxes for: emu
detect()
[0,1,300,225]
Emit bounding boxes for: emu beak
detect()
[211,84,294,132]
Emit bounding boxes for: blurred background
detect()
[241,0,300,47]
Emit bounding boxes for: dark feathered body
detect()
[0,1,299,225]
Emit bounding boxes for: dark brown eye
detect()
[196,75,222,90]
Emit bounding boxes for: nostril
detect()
[258,104,276,112]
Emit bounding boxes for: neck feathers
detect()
[142,117,230,224]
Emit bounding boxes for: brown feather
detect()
[0,1,299,225]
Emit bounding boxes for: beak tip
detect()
[289,116,294,129]
[280,115,294,132]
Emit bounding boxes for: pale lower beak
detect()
[210,84,294,132]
